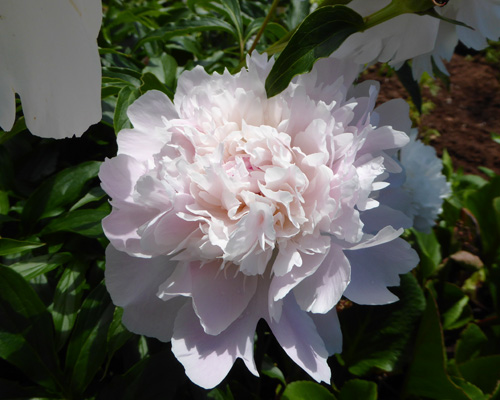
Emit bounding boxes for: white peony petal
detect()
[0,0,102,138]
[127,90,178,132]
[310,307,343,355]
[104,246,184,341]
[190,262,258,335]
[343,238,419,304]
[267,295,331,383]
[293,244,350,314]
[171,302,259,389]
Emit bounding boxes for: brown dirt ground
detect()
[363,54,500,176]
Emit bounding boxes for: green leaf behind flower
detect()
[265,5,363,97]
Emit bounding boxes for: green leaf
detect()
[396,61,422,113]
[265,5,363,97]
[8,252,72,280]
[340,274,425,376]
[282,381,335,400]
[464,176,500,263]
[261,354,286,386]
[114,86,142,133]
[0,266,63,393]
[137,18,237,49]
[140,72,175,99]
[339,379,377,400]
[65,282,114,395]
[42,208,109,238]
[404,289,471,400]
[412,228,442,281]
[102,66,142,88]
[438,283,473,330]
[0,116,27,145]
[22,161,101,223]
[97,348,187,399]
[0,238,45,256]
[69,186,107,212]
[106,307,134,365]
[51,261,87,349]
[143,53,178,89]
[458,356,500,395]
[219,0,244,43]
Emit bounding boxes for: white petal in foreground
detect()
[0,0,102,138]
[343,238,419,305]
[267,295,331,383]
[104,246,184,342]
[171,302,259,389]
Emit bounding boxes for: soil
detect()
[363,53,500,176]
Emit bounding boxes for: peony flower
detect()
[0,0,102,138]
[333,0,500,79]
[377,130,451,233]
[333,0,440,67]
[100,53,419,389]
[412,0,500,78]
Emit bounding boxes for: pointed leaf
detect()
[8,252,72,280]
[0,238,45,256]
[339,380,377,400]
[22,161,101,223]
[51,261,87,349]
[340,274,425,376]
[404,290,471,400]
[282,381,336,400]
[0,266,63,393]
[265,5,363,97]
[65,282,114,394]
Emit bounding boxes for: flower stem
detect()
[363,0,435,31]
[248,0,280,55]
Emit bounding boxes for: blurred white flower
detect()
[377,131,451,233]
[0,0,102,138]
[334,0,500,78]
[412,0,500,78]
[100,53,418,389]
[333,0,440,67]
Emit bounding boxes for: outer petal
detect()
[343,238,419,304]
[126,90,178,132]
[99,154,147,204]
[171,301,259,389]
[293,244,350,314]
[190,262,258,335]
[267,295,331,383]
[102,205,157,257]
[104,246,185,341]
[0,0,102,138]
[310,308,343,355]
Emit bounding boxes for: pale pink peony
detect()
[100,53,419,389]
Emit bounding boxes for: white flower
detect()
[334,0,500,78]
[377,130,451,233]
[0,0,102,138]
[333,0,440,67]
[100,53,418,389]
[412,0,500,78]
